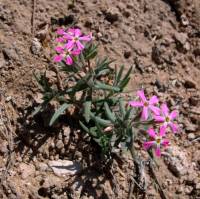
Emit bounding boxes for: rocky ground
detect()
[0,0,199,198]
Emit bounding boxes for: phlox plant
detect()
[33,27,179,159]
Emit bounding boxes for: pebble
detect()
[176,186,184,194]
[185,186,193,194]
[164,146,190,177]
[55,140,64,150]
[0,141,8,154]
[63,126,70,137]
[31,38,42,55]
[48,160,81,177]
[196,183,200,190]
[174,32,188,45]
[187,133,195,141]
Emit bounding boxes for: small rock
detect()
[187,133,195,141]
[104,8,120,23]
[31,38,42,55]
[0,141,8,154]
[185,186,193,194]
[19,163,35,179]
[176,186,184,194]
[2,48,19,61]
[184,79,196,89]
[55,140,64,150]
[186,123,197,132]
[164,146,190,177]
[63,126,71,137]
[33,92,43,104]
[48,160,82,177]
[180,14,189,26]
[174,32,188,45]
[196,183,200,190]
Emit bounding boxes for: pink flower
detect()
[53,45,80,65]
[154,104,179,133]
[143,127,169,157]
[129,90,160,120]
[63,28,92,51]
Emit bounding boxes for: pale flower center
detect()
[156,137,161,144]
[165,116,170,123]
[74,37,79,41]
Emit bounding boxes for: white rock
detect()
[48,160,81,177]
[31,38,42,55]
[164,146,192,177]
[187,133,195,141]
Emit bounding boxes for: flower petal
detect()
[66,40,74,50]
[74,28,82,37]
[79,35,92,41]
[53,55,63,62]
[159,126,166,137]
[170,110,178,120]
[147,128,156,138]
[155,147,161,157]
[169,123,179,133]
[161,103,169,117]
[143,141,155,150]
[161,139,169,147]
[63,34,74,40]
[137,90,146,102]
[65,55,73,65]
[154,115,165,122]
[141,107,148,120]
[71,49,81,55]
[149,105,160,115]
[55,37,65,43]
[55,46,63,53]
[76,41,84,50]
[129,101,143,107]
[56,28,65,35]
[149,96,159,105]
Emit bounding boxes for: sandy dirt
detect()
[0,0,200,198]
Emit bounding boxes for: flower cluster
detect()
[129,90,179,157]
[53,28,92,65]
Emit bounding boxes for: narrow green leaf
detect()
[119,77,130,90]
[49,103,70,126]
[117,65,124,82]
[119,66,132,88]
[90,113,111,127]
[96,69,111,77]
[31,105,43,117]
[94,81,120,92]
[104,102,116,123]
[119,98,126,117]
[83,100,92,123]
[79,120,90,133]
[124,107,132,121]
